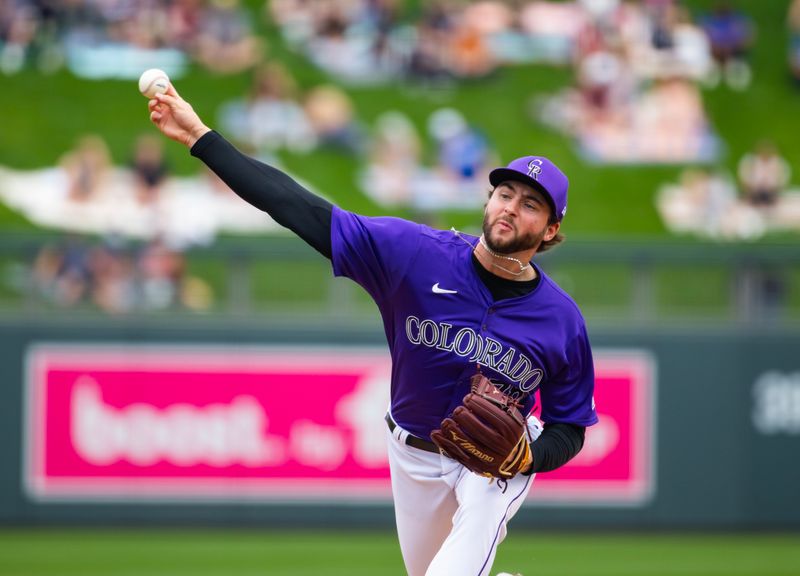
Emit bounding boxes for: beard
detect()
[482,212,546,254]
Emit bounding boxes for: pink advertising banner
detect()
[24,345,655,505]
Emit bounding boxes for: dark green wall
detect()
[1,319,798,529]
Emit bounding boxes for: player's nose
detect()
[502,201,518,216]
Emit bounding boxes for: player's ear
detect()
[544,221,560,242]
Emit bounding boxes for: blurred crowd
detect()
[217,62,363,155]
[1,1,788,86]
[0,131,282,245]
[0,0,263,76]
[534,0,756,164]
[268,0,509,85]
[30,234,212,314]
[0,129,289,313]
[657,140,800,240]
[216,59,497,212]
[357,107,495,212]
[1,0,799,313]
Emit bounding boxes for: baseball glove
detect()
[430,373,532,479]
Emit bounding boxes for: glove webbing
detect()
[499,433,533,478]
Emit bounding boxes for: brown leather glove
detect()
[431,373,532,479]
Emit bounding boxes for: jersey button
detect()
[488,308,495,314]
[481,324,487,331]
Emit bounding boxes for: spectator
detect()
[218,62,316,153]
[404,2,454,82]
[447,16,495,78]
[658,167,737,234]
[130,133,169,205]
[359,110,422,206]
[137,237,185,310]
[103,0,171,50]
[758,267,788,319]
[647,0,676,52]
[59,134,113,202]
[31,235,92,307]
[166,0,204,49]
[407,19,451,82]
[32,0,64,74]
[636,76,712,162]
[268,0,405,84]
[88,239,138,315]
[576,46,629,117]
[636,3,714,81]
[698,1,755,90]
[268,0,330,47]
[193,0,263,74]
[669,6,714,82]
[0,0,38,74]
[303,84,364,154]
[408,107,496,210]
[789,0,800,84]
[737,141,792,209]
[427,107,491,181]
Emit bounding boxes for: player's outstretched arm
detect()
[145,84,334,258]
[148,85,211,148]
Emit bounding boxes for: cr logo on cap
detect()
[527,159,543,180]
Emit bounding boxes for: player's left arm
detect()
[525,422,585,474]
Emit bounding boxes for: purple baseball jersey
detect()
[331,207,598,440]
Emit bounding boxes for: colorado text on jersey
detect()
[405,315,544,392]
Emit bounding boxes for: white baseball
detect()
[138,68,170,99]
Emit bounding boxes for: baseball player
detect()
[148,85,597,576]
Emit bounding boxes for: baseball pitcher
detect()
[147,84,597,576]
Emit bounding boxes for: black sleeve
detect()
[190,131,334,259]
[527,422,585,474]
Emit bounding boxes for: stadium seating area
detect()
[0,0,798,313]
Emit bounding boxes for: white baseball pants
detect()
[386,415,541,576]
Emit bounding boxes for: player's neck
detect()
[475,236,537,281]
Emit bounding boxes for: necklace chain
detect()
[451,228,533,278]
[478,236,531,277]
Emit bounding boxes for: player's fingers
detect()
[165,83,180,98]
[150,110,162,123]
[154,92,180,108]
[148,103,167,120]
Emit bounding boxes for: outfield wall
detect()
[0,318,798,529]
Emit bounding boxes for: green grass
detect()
[548,263,634,317]
[654,265,732,318]
[789,269,800,316]
[0,529,798,576]
[251,260,332,309]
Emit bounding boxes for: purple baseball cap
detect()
[488,156,569,221]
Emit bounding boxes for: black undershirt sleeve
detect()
[528,422,585,474]
[190,131,334,259]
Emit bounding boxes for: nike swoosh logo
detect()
[432,283,458,294]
